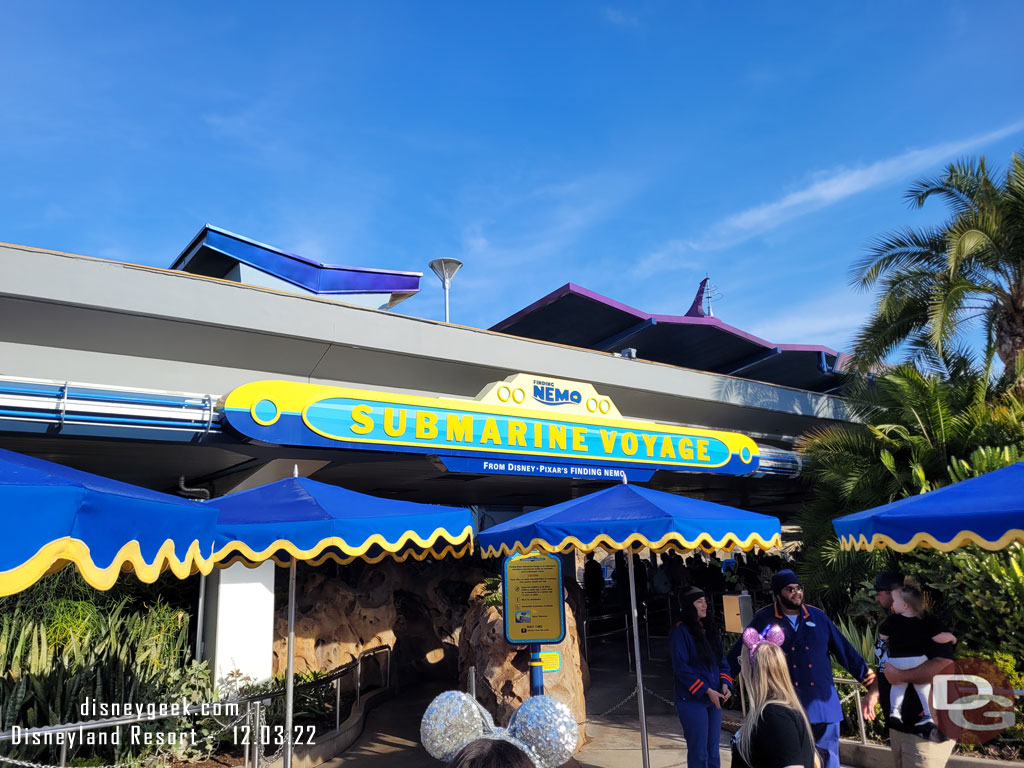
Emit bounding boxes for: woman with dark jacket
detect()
[670,586,733,768]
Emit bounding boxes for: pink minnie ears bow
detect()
[742,624,785,661]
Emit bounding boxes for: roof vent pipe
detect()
[178,476,211,500]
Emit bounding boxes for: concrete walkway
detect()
[574,637,732,768]
[324,636,732,768]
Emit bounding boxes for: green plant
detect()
[0,579,197,765]
[238,668,340,738]
[794,351,1024,612]
[900,543,1024,659]
[835,616,877,664]
[481,576,503,607]
[849,151,1024,371]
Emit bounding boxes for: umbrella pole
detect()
[626,552,650,768]
[194,575,206,661]
[284,559,297,768]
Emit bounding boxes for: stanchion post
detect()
[529,644,544,696]
[243,702,251,768]
[335,677,342,729]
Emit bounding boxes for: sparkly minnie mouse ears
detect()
[742,624,785,662]
[420,690,577,768]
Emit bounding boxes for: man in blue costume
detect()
[728,569,879,768]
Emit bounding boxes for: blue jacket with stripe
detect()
[726,602,877,724]
[670,621,733,705]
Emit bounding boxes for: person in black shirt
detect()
[873,572,957,768]
[583,551,605,609]
[732,640,820,768]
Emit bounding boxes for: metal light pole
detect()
[428,258,463,323]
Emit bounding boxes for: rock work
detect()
[269,558,587,752]
[271,559,487,682]
[457,583,589,747]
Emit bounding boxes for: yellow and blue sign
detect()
[220,374,760,475]
[539,651,561,673]
[503,552,566,645]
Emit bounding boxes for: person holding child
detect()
[873,572,958,768]
[877,579,956,733]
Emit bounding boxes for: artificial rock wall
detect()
[270,559,587,746]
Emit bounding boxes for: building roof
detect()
[491,281,849,393]
[171,225,421,308]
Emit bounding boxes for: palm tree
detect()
[850,152,1024,372]
[793,352,1024,608]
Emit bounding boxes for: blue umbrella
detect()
[0,448,216,597]
[212,476,474,566]
[834,461,1024,552]
[478,482,782,557]
[211,475,474,768]
[477,481,782,768]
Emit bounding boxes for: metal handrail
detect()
[234,645,391,705]
[0,644,393,767]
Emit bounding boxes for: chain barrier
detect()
[251,703,286,768]
[0,711,248,768]
[641,684,676,709]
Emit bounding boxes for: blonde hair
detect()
[893,584,924,613]
[737,643,821,768]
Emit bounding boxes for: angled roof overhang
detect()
[491,282,847,393]
[171,225,421,305]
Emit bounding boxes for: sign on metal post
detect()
[502,552,566,645]
[539,651,561,673]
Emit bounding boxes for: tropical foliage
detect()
[0,572,214,764]
[794,352,1024,608]
[850,152,1024,371]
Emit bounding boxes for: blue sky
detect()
[3,2,1023,353]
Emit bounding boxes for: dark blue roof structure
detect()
[491,281,848,393]
[171,225,421,308]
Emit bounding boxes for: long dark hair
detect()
[677,590,719,666]
[448,739,533,768]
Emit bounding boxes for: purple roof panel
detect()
[490,283,846,393]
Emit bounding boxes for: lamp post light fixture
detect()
[428,258,463,323]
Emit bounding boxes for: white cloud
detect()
[637,118,1024,278]
[745,289,873,348]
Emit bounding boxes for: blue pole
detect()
[529,644,544,696]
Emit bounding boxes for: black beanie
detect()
[680,586,706,605]
[771,569,801,594]
[874,572,903,592]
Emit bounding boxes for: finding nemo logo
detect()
[532,380,583,407]
[220,374,759,475]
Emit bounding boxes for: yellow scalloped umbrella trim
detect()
[839,529,1024,552]
[215,541,473,568]
[0,525,474,598]
[210,524,475,565]
[0,537,218,598]
[480,530,782,558]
